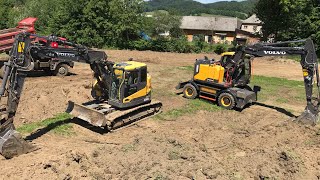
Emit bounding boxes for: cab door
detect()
[123,67,148,102]
[125,70,139,98]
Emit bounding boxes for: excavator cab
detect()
[108,61,151,108]
[220,52,252,86]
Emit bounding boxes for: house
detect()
[180,14,262,44]
[180,16,242,44]
[241,14,262,34]
[235,29,260,45]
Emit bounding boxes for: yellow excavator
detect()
[177,39,320,125]
[0,32,161,159]
[67,60,162,130]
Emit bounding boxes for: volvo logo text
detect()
[56,52,76,57]
[263,51,287,55]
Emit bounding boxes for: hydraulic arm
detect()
[0,33,35,159]
[232,39,319,125]
[0,32,112,158]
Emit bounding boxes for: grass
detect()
[177,65,194,71]
[250,75,306,104]
[17,113,74,136]
[154,99,221,121]
[286,55,303,62]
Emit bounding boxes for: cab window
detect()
[141,68,147,82]
[126,71,139,85]
[221,55,234,67]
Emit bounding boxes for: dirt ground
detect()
[0,50,319,180]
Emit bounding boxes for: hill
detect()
[145,0,258,19]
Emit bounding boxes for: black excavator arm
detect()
[0,32,113,158]
[231,39,319,125]
[0,33,35,159]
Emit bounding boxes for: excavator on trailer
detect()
[176,38,320,125]
[0,32,161,159]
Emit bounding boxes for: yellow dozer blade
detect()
[66,100,162,130]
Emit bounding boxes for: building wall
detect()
[183,29,235,44]
[236,32,260,45]
[241,24,262,34]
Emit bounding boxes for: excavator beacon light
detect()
[51,42,58,48]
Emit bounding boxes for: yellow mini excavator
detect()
[176,39,320,125]
[67,59,162,130]
[0,32,161,158]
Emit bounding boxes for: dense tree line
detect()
[0,0,194,49]
[254,0,320,50]
[0,0,147,48]
[145,0,258,19]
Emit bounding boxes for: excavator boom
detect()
[233,39,319,125]
[0,33,36,158]
[0,32,112,158]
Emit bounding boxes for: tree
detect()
[47,0,145,48]
[145,11,182,38]
[0,0,25,29]
[254,0,320,42]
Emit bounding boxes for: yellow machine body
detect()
[92,61,152,108]
[123,74,151,103]
[194,64,225,83]
[67,60,162,129]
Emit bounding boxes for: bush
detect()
[213,44,229,55]
[128,39,151,51]
[126,37,232,54]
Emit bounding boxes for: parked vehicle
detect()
[0,17,74,76]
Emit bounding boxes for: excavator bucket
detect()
[0,124,36,159]
[66,101,110,127]
[295,108,319,126]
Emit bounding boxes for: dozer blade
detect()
[66,101,109,127]
[0,124,36,159]
[66,100,162,130]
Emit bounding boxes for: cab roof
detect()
[221,51,252,58]
[221,52,235,56]
[114,61,147,71]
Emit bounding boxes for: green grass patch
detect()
[17,113,74,136]
[177,65,194,72]
[250,75,306,104]
[155,99,221,121]
[286,55,303,62]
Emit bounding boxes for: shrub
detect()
[213,44,229,54]
[125,36,232,54]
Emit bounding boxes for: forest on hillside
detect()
[145,0,258,19]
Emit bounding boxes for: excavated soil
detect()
[0,50,319,180]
